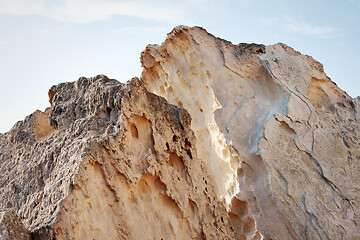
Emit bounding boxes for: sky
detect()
[0,0,359,133]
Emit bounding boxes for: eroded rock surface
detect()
[141,26,360,240]
[0,210,30,240]
[0,26,359,239]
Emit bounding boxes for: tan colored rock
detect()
[141,26,360,239]
[0,26,359,240]
[0,76,235,239]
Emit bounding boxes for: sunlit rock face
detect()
[0,26,359,240]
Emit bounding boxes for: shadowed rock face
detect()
[0,26,359,240]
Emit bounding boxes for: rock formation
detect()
[0,26,359,239]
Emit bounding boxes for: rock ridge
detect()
[0,26,359,239]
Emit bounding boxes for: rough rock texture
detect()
[0,26,359,239]
[141,26,360,239]
[0,210,30,240]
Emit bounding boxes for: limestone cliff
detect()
[0,26,359,240]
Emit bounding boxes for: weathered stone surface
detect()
[141,26,360,239]
[0,26,359,239]
[0,76,236,239]
[0,210,30,240]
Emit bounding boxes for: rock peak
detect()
[1,26,359,240]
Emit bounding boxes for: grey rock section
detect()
[0,76,124,237]
[0,210,30,240]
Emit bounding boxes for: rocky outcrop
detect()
[0,26,359,239]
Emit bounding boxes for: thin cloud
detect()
[0,39,24,44]
[111,26,167,34]
[285,21,336,38]
[0,0,184,23]
[261,17,337,38]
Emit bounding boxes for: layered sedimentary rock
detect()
[0,26,359,239]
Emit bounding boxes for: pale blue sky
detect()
[0,0,359,133]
